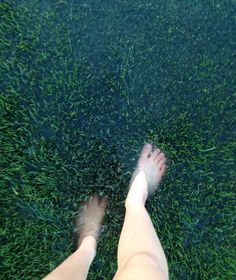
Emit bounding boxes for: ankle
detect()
[126,171,148,207]
[125,187,147,208]
[78,236,97,254]
[125,199,146,209]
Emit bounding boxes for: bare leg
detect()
[113,143,169,280]
[43,195,108,280]
[43,236,96,280]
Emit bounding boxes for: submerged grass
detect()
[0,0,235,279]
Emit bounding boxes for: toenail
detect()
[146,143,152,148]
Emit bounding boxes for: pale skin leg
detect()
[113,143,169,280]
[43,236,96,280]
[43,143,168,280]
[43,196,108,280]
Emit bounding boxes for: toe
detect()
[80,204,87,214]
[157,157,167,169]
[155,152,165,164]
[159,164,167,176]
[139,143,153,160]
[100,196,109,209]
[150,147,161,160]
[87,196,93,207]
[92,195,99,204]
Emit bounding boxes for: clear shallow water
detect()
[1,0,235,279]
[13,0,234,164]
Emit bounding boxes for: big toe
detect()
[87,195,99,207]
[139,143,153,161]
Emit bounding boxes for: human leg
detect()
[43,195,108,280]
[113,144,168,280]
[43,236,96,280]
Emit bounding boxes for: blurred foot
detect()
[77,195,108,247]
[126,143,167,206]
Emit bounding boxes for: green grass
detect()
[0,0,235,279]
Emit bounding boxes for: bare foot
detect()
[76,195,108,247]
[129,143,167,198]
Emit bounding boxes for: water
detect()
[1,0,235,279]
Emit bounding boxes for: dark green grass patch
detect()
[0,0,235,279]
